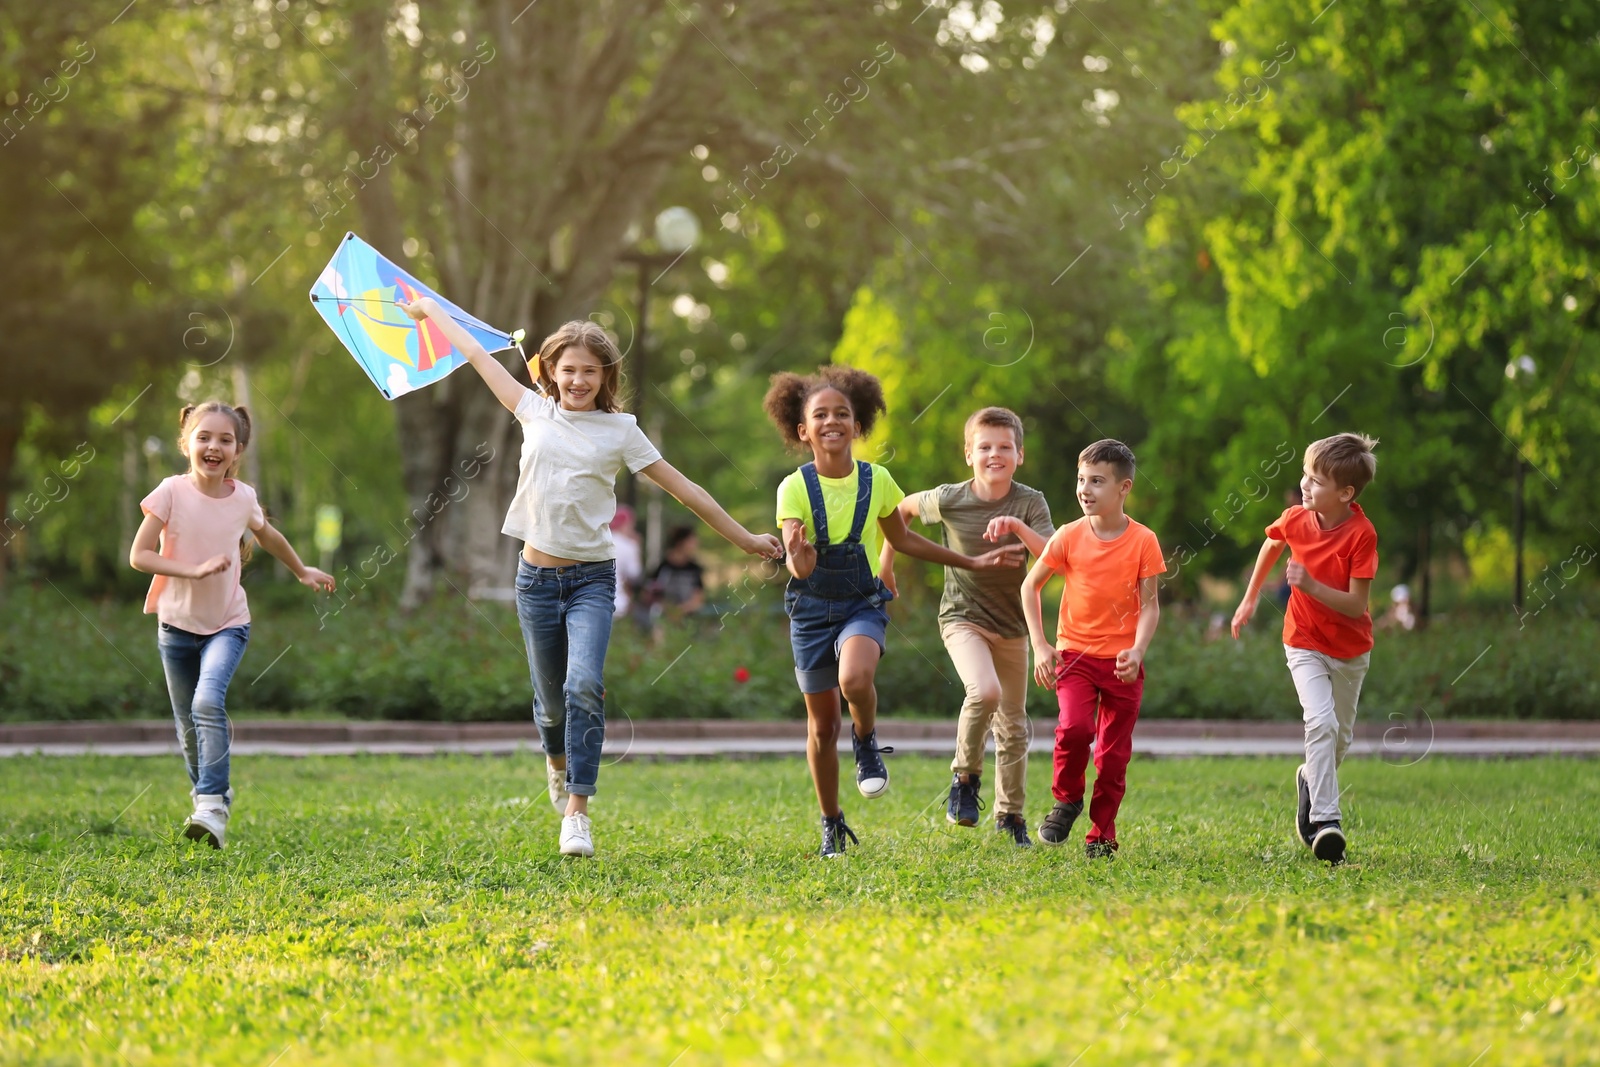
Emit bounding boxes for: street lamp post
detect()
[617,207,700,567]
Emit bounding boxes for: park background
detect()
[3,0,1597,724]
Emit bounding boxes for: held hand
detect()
[299,567,337,592]
[190,555,230,579]
[1032,643,1060,688]
[396,295,440,322]
[743,532,783,560]
[1230,596,1257,639]
[1114,647,1143,683]
[969,544,1028,570]
[1285,559,1311,591]
[983,516,1021,542]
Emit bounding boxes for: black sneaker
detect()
[852,727,894,798]
[946,773,984,826]
[1311,820,1346,864]
[1038,800,1083,846]
[996,813,1032,847]
[1085,839,1120,860]
[820,811,859,858]
[1294,764,1314,848]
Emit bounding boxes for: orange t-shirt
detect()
[1266,504,1378,659]
[1038,517,1166,658]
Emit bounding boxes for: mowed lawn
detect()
[3,754,1598,1066]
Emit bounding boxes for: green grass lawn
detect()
[3,755,1598,1066]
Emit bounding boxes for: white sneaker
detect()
[184,794,229,849]
[559,813,594,857]
[546,760,571,817]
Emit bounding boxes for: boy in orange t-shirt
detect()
[1022,439,1165,857]
[1232,433,1379,865]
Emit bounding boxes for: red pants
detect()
[1052,650,1143,843]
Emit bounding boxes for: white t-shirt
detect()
[502,388,662,561]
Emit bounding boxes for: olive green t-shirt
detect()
[917,480,1055,638]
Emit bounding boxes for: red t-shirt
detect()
[1266,504,1378,659]
[1039,517,1166,658]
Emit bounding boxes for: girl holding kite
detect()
[399,297,781,858]
[129,401,335,849]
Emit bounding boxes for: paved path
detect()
[3,719,1598,760]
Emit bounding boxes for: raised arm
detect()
[1231,538,1287,638]
[881,508,1023,571]
[637,459,782,559]
[878,493,922,593]
[397,295,525,414]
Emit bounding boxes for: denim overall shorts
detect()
[783,461,896,693]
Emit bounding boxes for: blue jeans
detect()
[515,558,616,796]
[157,622,250,799]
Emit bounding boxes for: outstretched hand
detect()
[299,566,337,593]
[744,532,783,560]
[969,544,1027,570]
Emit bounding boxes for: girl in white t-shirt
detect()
[400,298,781,858]
[129,402,335,849]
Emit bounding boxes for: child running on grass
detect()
[1021,439,1164,858]
[880,407,1054,846]
[764,367,1024,858]
[129,401,335,849]
[1231,433,1379,865]
[400,298,780,858]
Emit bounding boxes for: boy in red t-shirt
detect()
[1232,432,1379,865]
[1022,439,1165,858]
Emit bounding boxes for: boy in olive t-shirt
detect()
[881,408,1054,846]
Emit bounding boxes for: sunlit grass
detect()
[3,754,1598,1065]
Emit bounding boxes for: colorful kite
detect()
[309,232,521,399]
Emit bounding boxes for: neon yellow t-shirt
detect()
[776,462,905,578]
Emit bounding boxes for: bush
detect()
[1,582,1595,721]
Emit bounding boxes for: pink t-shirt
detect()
[141,475,266,635]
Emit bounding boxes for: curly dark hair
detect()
[762,365,887,450]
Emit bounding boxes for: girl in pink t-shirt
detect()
[129,401,334,849]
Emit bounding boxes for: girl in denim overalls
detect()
[764,367,1026,857]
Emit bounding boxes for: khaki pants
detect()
[1285,645,1371,823]
[942,621,1031,816]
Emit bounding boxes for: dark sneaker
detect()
[852,727,894,798]
[1311,821,1346,864]
[1295,763,1314,847]
[1085,839,1120,860]
[946,773,984,826]
[820,811,859,858]
[1038,800,1083,846]
[996,813,1032,847]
